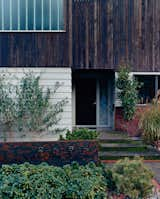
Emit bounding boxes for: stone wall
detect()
[0,140,99,166]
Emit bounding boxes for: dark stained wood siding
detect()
[1,0,160,72]
[0,0,72,67]
[72,0,160,71]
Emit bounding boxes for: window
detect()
[135,75,156,104]
[0,0,64,31]
[134,75,160,104]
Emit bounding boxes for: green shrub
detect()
[60,128,98,140]
[0,72,68,138]
[116,66,141,120]
[0,74,17,140]
[111,157,154,199]
[16,73,68,133]
[139,104,160,145]
[0,162,106,199]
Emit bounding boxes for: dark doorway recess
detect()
[76,79,96,125]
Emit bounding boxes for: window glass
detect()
[43,0,49,30]
[135,75,155,104]
[20,0,26,30]
[12,0,18,30]
[28,0,34,30]
[51,0,58,30]
[59,0,64,30]
[36,0,42,30]
[0,0,64,31]
[158,76,160,90]
[4,0,10,30]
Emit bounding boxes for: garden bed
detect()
[0,158,157,199]
[0,140,99,166]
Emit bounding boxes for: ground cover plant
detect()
[60,128,98,140]
[0,158,154,199]
[0,162,106,199]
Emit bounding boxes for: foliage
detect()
[16,73,68,132]
[0,72,68,137]
[100,164,117,193]
[0,159,155,198]
[0,162,106,199]
[116,66,141,120]
[111,157,154,199]
[0,75,16,125]
[0,74,17,140]
[60,128,98,140]
[139,104,160,145]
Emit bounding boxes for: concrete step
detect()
[98,131,160,160]
[99,139,143,145]
[100,146,149,152]
[98,131,141,140]
[100,143,147,148]
[99,150,160,160]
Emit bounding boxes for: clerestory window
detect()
[0,0,64,31]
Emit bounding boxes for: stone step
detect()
[100,143,147,148]
[99,150,160,159]
[100,146,149,153]
[98,131,160,160]
[99,131,141,140]
[99,139,143,145]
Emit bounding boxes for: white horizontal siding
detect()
[0,67,72,141]
[0,67,70,73]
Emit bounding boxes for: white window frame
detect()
[115,72,160,107]
[0,0,65,32]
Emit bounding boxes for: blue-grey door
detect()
[97,76,114,129]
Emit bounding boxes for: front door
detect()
[73,72,114,129]
[76,79,96,126]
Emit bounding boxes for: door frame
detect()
[72,71,115,130]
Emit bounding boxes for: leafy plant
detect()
[0,162,106,199]
[60,128,98,140]
[0,160,155,198]
[139,104,160,145]
[116,66,141,120]
[0,72,68,139]
[111,157,154,199]
[16,73,68,132]
[0,74,17,140]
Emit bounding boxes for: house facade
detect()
[0,0,160,137]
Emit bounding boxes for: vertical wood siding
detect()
[0,0,72,67]
[0,1,160,71]
[72,0,160,71]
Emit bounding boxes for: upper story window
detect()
[0,0,64,31]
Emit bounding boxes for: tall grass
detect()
[139,104,160,145]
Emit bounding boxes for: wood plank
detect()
[0,0,160,71]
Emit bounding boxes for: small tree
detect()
[0,72,68,139]
[16,73,68,133]
[116,66,141,120]
[0,74,17,140]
